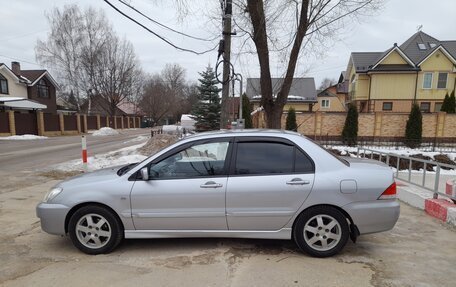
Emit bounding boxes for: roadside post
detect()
[81,135,88,171]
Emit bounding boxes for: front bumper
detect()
[36,203,70,235]
[343,200,400,235]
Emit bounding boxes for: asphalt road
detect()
[0,129,150,172]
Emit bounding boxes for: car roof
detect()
[183,129,303,140]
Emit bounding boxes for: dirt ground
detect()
[0,174,455,287]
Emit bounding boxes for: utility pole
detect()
[220,0,232,129]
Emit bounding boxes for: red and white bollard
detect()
[81,135,88,171]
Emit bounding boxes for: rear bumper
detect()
[343,200,400,234]
[36,203,70,236]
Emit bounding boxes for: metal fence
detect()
[318,136,456,153]
[357,147,456,202]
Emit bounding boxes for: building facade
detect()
[346,31,456,113]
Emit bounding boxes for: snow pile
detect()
[92,127,119,136]
[327,145,456,175]
[162,125,183,134]
[329,145,456,162]
[0,134,48,140]
[53,143,147,172]
[138,134,179,156]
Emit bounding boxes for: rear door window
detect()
[235,142,294,175]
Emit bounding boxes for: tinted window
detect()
[235,142,293,175]
[295,149,314,173]
[150,141,229,179]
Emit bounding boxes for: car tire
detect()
[293,206,349,257]
[68,205,123,255]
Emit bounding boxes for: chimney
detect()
[11,61,21,75]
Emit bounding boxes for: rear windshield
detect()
[303,136,350,166]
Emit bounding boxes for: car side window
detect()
[295,148,314,173]
[150,141,229,179]
[235,142,294,175]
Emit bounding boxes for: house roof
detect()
[0,97,47,110]
[19,70,60,89]
[80,95,127,116]
[351,52,383,72]
[246,78,317,102]
[349,31,456,74]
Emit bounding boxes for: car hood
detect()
[58,166,122,189]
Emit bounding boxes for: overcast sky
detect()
[1,0,455,89]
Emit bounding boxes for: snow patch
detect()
[92,127,119,136]
[0,134,48,140]
[53,143,147,172]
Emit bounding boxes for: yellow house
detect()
[314,78,348,112]
[346,31,456,113]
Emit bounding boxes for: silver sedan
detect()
[37,130,400,257]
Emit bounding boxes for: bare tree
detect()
[319,77,337,90]
[36,5,142,116]
[140,74,175,126]
[91,35,141,116]
[36,5,86,110]
[161,63,188,122]
[236,0,381,128]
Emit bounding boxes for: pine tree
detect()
[404,103,422,148]
[241,93,253,128]
[191,66,221,131]
[341,103,358,146]
[449,90,456,113]
[441,92,450,112]
[285,107,297,131]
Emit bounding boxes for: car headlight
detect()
[43,187,63,203]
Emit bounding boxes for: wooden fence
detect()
[0,111,142,136]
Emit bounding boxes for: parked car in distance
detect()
[37,130,400,257]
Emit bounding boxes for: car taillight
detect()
[378,182,397,200]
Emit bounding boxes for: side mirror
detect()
[140,167,149,181]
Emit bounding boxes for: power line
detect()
[117,0,218,42]
[103,0,217,55]
[0,29,49,42]
[0,54,42,67]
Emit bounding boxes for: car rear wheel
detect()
[294,206,349,257]
[68,205,123,255]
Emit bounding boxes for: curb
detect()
[396,180,456,226]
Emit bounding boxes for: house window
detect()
[418,43,427,50]
[0,73,8,94]
[437,73,448,89]
[382,102,393,111]
[434,102,443,112]
[37,79,49,98]
[420,102,431,113]
[429,43,437,48]
[321,99,330,108]
[423,73,433,89]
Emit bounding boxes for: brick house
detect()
[0,62,59,113]
[346,31,456,113]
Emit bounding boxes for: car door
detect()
[130,138,232,230]
[226,137,315,231]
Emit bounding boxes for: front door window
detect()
[150,141,229,179]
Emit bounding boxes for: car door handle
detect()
[200,181,223,188]
[286,178,310,185]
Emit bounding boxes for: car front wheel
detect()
[68,205,123,255]
[293,206,349,257]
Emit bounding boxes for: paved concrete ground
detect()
[0,133,455,286]
[0,180,455,287]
